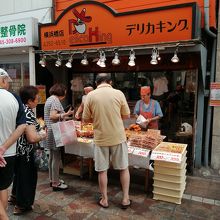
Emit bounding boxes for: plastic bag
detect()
[51,120,77,147]
[136,115,148,128]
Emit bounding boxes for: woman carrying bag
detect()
[44,83,74,191]
[9,86,47,215]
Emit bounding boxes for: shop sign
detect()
[39,2,200,51]
[36,85,46,104]
[210,82,220,106]
[0,18,38,48]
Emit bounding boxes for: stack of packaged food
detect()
[151,142,187,204]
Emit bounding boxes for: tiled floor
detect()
[7,169,220,220]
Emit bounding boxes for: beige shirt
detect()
[83,84,130,146]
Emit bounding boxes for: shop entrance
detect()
[69,69,197,174]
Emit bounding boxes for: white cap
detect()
[0,68,12,82]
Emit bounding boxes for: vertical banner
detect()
[36,85,46,104]
[210,82,220,106]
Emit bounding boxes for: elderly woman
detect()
[134,86,163,129]
[44,83,74,191]
[9,86,47,215]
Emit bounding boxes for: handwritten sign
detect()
[128,146,134,154]
[133,148,151,158]
[151,142,187,163]
[151,151,183,163]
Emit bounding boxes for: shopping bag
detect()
[51,120,77,147]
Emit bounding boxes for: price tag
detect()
[151,151,182,163]
[128,146,134,154]
[133,148,150,158]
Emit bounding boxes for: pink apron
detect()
[140,100,158,129]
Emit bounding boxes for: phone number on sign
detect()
[0,37,27,45]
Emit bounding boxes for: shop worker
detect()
[82,73,131,209]
[0,68,26,220]
[134,86,163,129]
[75,83,93,119]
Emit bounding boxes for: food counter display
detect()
[64,122,164,168]
[63,121,166,191]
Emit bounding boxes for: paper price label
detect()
[151,151,182,163]
[128,146,134,154]
[133,149,150,158]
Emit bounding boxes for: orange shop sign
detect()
[39,1,200,51]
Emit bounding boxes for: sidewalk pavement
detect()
[7,168,220,220]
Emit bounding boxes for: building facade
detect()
[211,7,220,170]
[35,0,219,172]
[0,0,53,92]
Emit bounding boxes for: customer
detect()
[44,83,74,191]
[82,73,131,209]
[0,68,26,220]
[75,83,93,119]
[134,86,163,129]
[9,86,47,215]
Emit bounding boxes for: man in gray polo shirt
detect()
[0,68,26,219]
[83,73,131,209]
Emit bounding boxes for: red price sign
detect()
[137,151,147,156]
[156,155,165,160]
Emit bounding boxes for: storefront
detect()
[37,1,216,172]
[0,17,39,93]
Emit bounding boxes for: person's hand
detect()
[75,112,80,119]
[0,147,7,167]
[146,118,151,124]
[66,108,74,117]
[39,129,47,140]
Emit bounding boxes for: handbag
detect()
[34,149,49,171]
[51,120,77,147]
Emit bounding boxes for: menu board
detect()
[151,142,187,163]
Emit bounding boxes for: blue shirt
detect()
[134,99,163,118]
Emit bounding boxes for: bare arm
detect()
[147,115,161,123]
[0,124,26,166]
[121,114,130,120]
[75,103,83,119]
[25,125,46,143]
[50,109,74,121]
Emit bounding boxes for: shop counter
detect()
[64,139,151,192]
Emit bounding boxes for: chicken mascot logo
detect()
[69,8,92,35]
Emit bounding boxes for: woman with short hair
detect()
[44,83,74,191]
[9,85,47,215]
